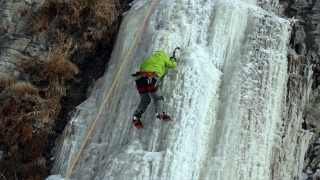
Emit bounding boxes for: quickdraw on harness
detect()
[131,72,161,87]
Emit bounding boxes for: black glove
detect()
[170,56,176,61]
[131,72,140,77]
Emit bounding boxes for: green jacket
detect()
[139,51,178,78]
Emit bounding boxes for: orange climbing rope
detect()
[65,0,181,178]
[65,0,157,179]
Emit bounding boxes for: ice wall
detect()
[50,0,313,179]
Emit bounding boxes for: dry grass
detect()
[22,157,46,180]
[79,41,95,53]
[10,81,39,99]
[1,44,79,180]
[40,39,79,83]
[0,94,54,179]
[22,156,46,180]
[0,79,63,179]
[0,0,129,179]
[19,39,79,84]
[89,0,118,27]
[28,0,119,30]
[0,81,39,121]
[28,131,49,159]
[19,122,33,145]
[27,0,122,53]
[40,54,79,82]
[10,122,33,147]
[19,55,43,74]
[0,73,18,90]
[44,81,67,99]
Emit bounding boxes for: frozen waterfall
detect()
[48,0,313,179]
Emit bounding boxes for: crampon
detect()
[157,112,171,122]
[133,119,143,129]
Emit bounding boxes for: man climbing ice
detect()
[131,48,179,129]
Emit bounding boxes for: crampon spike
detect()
[163,115,171,122]
[133,120,143,129]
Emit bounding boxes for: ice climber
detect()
[131,48,179,129]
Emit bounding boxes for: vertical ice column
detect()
[49,0,313,180]
[203,3,313,180]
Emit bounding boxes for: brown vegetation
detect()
[0,82,41,179]
[27,0,124,53]
[0,0,130,179]
[0,52,76,179]
[0,73,18,90]
[40,40,79,82]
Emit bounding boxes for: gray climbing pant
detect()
[137,88,164,114]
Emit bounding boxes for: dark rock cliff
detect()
[0,0,132,179]
[282,0,320,179]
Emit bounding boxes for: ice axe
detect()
[171,47,180,60]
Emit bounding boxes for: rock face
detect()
[0,0,132,179]
[0,0,319,179]
[282,0,320,179]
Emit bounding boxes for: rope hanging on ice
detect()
[163,0,181,51]
[65,0,157,179]
[65,0,181,179]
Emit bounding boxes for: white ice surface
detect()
[49,0,313,180]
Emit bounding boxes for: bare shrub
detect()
[19,122,33,145]
[0,82,40,137]
[0,80,58,179]
[19,39,79,84]
[89,0,118,27]
[45,81,67,99]
[40,39,79,82]
[28,130,49,160]
[40,57,79,82]
[27,12,50,34]
[91,29,104,41]
[27,0,122,53]
[10,122,33,147]
[1,0,129,179]
[10,81,39,99]
[79,41,95,53]
[19,55,43,74]
[0,73,18,89]
[22,157,47,180]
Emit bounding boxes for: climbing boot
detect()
[133,110,143,129]
[133,118,143,129]
[156,112,171,122]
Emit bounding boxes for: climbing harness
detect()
[132,72,161,86]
